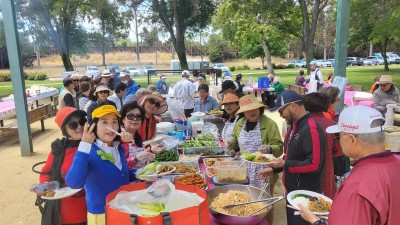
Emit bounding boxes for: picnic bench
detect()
[287,84,307,96]
[0,104,52,136]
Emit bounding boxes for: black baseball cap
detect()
[219,80,237,93]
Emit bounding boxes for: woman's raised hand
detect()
[120,131,134,143]
[81,123,96,144]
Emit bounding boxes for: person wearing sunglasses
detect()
[39,107,87,225]
[136,93,168,141]
[86,85,117,124]
[66,104,137,225]
[373,75,400,127]
[119,102,165,169]
[59,77,77,109]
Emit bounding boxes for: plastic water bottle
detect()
[30,181,60,194]
[248,76,254,87]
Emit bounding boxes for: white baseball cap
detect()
[181,70,190,76]
[326,106,384,134]
[119,72,130,78]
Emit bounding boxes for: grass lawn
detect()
[1,64,399,96]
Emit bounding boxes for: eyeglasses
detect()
[126,113,143,121]
[97,90,109,94]
[278,103,290,115]
[73,79,80,82]
[67,118,87,130]
[148,98,161,109]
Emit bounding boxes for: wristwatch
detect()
[312,218,328,225]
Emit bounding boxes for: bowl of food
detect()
[207,185,272,225]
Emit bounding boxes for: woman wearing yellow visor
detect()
[66,103,137,225]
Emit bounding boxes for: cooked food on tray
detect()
[193,150,226,156]
[207,168,217,177]
[157,164,175,174]
[181,140,220,148]
[169,162,197,174]
[291,194,332,212]
[179,155,200,162]
[175,173,207,189]
[204,158,228,167]
[210,190,267,216]
[252,155,273,163]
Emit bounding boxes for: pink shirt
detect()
[329,151,400,225]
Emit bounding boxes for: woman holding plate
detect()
[39,107,87,225]
[228,94,283,224]
[119,101,166,169]
[66,104,137,225]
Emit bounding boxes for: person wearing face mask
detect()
[137,92,168,141]
[119,102,165,168]
[119,71,139,102]
[66,104,137,225]
[39,107,87,225]
[107,82,127,111]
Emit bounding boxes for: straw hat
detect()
[221,93,240,105]
[101,69,111,77]
[137,92,168,115]
[378,75,393,84]
[93,85,114,96]
[236,95,266,114]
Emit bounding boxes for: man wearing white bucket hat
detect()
[299,105,400,225]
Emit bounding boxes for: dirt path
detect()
[0,112,287,225]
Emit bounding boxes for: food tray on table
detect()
[174,173,208,190]
[203,157,232,167]
[211,176,249,186]
[205,167,217,178]
[183,147,230,158]
[157,161,200,175]
[179,140,220,149]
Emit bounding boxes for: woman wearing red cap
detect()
[39,107,87,225]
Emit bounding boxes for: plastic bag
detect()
[160,135,184,150]
[202,122,219,138]
[166,98,186,121]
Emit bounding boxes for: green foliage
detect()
[286,64,295,69]
[272,64,287,69]
[0,71,48,82]
[229,66,236,72]
[208,49,222,63]
[0,73,11,82]
[236,64,250,70]
[206,34,237,62]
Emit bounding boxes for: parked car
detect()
[212,63,230,72]
[287,60,306,68]
[83,66,100,78]
[139,65,157,76]
[316,59,333,67]
[105,65,121,76]
[327,59,335,67]
[125,66,141,77]
[387,53,400,64]
[375,56,385,65]
[365,56,379,65]
[347,57,363,66]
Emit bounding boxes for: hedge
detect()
[0,71,48,82]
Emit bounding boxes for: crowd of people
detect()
[36,67,400,225]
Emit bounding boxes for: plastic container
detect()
[156,122,175,134]
[30,181,60,194]
[215,161,247,183]
[258,77,270,88]
[174,119,188,132]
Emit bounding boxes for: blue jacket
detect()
[66,143,136,214]
[123,79,139,101]
[156,80,168,94]
[194,95,219,112]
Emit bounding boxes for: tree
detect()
[214,0,289,74]
[150,0,216,69]
[118,0,145,63]
[82,0,129,66]
[17,0,86,71]
[351,0,400,71]
[206,34,238,63]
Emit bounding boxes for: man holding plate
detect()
[298,106,400,225]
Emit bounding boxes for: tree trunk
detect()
[61,52,74,71]
[261,41,274,75]
[261,56,265,69]
[173,0,188,69]
[134,7,140,63]
[369,43,373,56]
[101,18,106,66]
[383,39,389,71]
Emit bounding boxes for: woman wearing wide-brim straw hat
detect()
[136,92,168,141]
[228,94,283,225]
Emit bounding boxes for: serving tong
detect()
[223,196,283,209]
